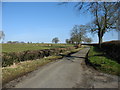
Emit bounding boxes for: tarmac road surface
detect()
[5,47,119,88]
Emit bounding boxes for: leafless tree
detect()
[52,37,59,44]
[70,25,87,44]
[83,37,92,44]
[63,2,120,47]
[0,31,5,41]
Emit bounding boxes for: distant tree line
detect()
[7,41,25,43]
[6,41,33,44]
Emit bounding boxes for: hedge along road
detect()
[7,47,119,88]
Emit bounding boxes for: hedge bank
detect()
[101,40,120,63]
[2,47,75,67]
[87,46,120,76]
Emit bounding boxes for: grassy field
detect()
[88,46,120,76]
[2,43,73,53]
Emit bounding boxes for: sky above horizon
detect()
[2,2,118,43]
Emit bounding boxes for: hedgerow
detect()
[101,40,120,63]
[2,47,75,67]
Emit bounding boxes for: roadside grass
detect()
[2,48,82,85]
[88,46,120,76]
[2,59,52,85]
[2,43,73,53]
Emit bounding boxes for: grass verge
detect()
[87,46,120,76]
[2,48,82,85]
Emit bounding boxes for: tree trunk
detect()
[98,30,103,48]
[98,36,102,48]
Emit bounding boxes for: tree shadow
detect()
[67,55,86,59]
[59,53,85,60]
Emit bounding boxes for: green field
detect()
[2,43,73,53]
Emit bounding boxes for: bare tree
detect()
[65,39,70,44]
[83,37,92,44]
[52,37,59,44]
[0,31,5,43]
[0,31,5,40]
[70,25,87,45]
[64,2,119,47]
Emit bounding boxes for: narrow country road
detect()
[5,47,119,88]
